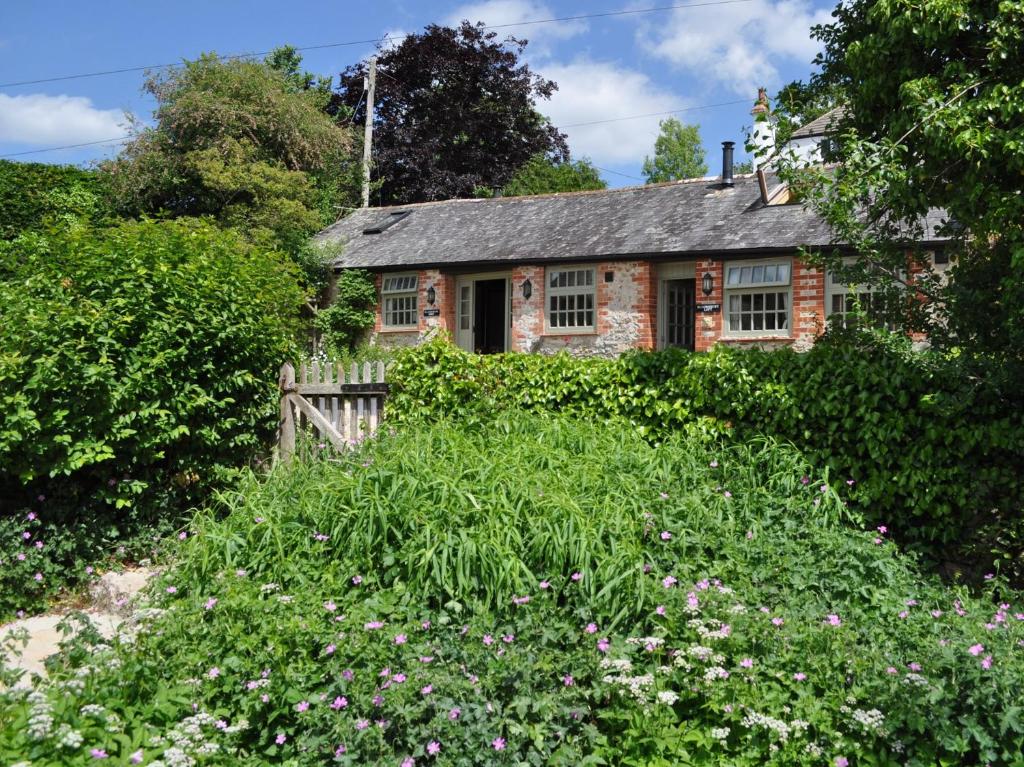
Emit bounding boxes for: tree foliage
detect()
[0,218,304,523]
[335,23,569,205]
[0,160,110,239]
[781,0,1024,364]
[642,118,708,183]
[102,52,359,258]
[476,154,607,197]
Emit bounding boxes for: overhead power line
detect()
[0,136,131,158]
[0,0,755,89]
[0,94,754,160]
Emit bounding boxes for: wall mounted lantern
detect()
[426,285,436,305]
[521,278,533,300]
[701,271,714,296]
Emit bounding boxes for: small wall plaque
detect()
[696,303,721,313]
[423,308,441,317]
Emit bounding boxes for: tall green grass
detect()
[178,416,913,626]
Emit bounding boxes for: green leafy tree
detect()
[334,23,569,205]
[642,118,707,183]
[102,51,360,260]
[476,154,607,197]
[781,0,1024,364]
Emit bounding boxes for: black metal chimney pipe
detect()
[721,141,735,186]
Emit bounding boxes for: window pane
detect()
[765,313,776,330]
[741,294,751,311]
[753,294,764,311]
[727,267,740,285]
[753,314,764,331]
[741,314,751,330]
[765,293,776,310]
[752,266,764,283]
[776,292,787,310]
[740,267,751,284]
[778,313,788,329]
[729,313,740,330]
[778,264,790,282]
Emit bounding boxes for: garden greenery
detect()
[0,160,110,239]
[0,218,304,615]
[313,270,378,355]
[1,417,1021,765]
[386,338,1024,579]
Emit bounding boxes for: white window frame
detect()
[381,273,418,329]
[723,260,792,337]
[825,258,897,329]
[546,267,596,332]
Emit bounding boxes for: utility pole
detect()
[361,56,377,208]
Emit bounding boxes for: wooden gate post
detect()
[278,362,296,465]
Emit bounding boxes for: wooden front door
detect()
[665,278,696,351]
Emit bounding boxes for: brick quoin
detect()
[361,255,845,355]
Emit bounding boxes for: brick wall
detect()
[359,255,834,355]
[512,261,657,355]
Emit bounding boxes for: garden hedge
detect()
[387,338,1024,578]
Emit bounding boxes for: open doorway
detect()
[455,274,510,353]
[474,279,507,354]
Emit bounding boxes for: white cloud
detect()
[445,0,587,52]
[0,93,127,145]
[638,0,832,96]
[537,59,689,165]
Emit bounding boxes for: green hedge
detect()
[387,338,1024,577]
[0,218,305,522]
[0,160,110,238]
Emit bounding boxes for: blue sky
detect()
[0,0,835,187]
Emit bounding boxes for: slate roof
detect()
[317,173,947,271]
[790,107,847,139]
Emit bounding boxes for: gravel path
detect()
[0,568,157,689]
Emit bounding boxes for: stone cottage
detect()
[315,145,947,356]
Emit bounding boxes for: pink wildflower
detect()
[793,672,806,681]
[395,634,407,645]
[826,614,841,627]
[421,684,433,695]
[492,737,506,751]
[655,605,666,616]
[325,644,336,655]
[835,758,849,767]
[539,580,550,589]
[585,622,598,634]
[771,617,784,627]
[981,655,993,669]
[662,575,677,588]
[352,575,363,585]
[483,634,494,646]
[275,733,287,745]
[204,598,218,610]
[296,700,310,712]
[660,530,672,541]
[91,749,108,759]
[571,572,583,582]
[597,637,610,653]
[427,740,441,756]
[740,658,754,668]
[448,707,461,720]
[331,696,347,710]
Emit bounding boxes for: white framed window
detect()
[724,261,791,335]
[825,260,896,329]
[381,273,418,329]
[547,267,595,330]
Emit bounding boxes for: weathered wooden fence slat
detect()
[277,361,389,464]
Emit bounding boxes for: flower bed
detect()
[1,417,1022,765]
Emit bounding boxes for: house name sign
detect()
[696,303,721,313]
[423,308,441,317]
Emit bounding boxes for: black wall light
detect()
[521,278,533,300]
[426,285,436,305]
[702,271,714,296]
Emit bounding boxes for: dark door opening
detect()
[474,278,507,354]
[665,278,696,351]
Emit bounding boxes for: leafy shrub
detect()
[0,160,110,239]
[0,218,305,539]
[314,269,377,355]
[1,417,1021,765]
[386,339,1024,578]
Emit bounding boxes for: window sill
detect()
[378,327,419,334]
[719,335,792,343]
[541,329,598,337]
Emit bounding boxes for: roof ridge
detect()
[340,173,761,216]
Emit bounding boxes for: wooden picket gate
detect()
[277,361,388,464]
